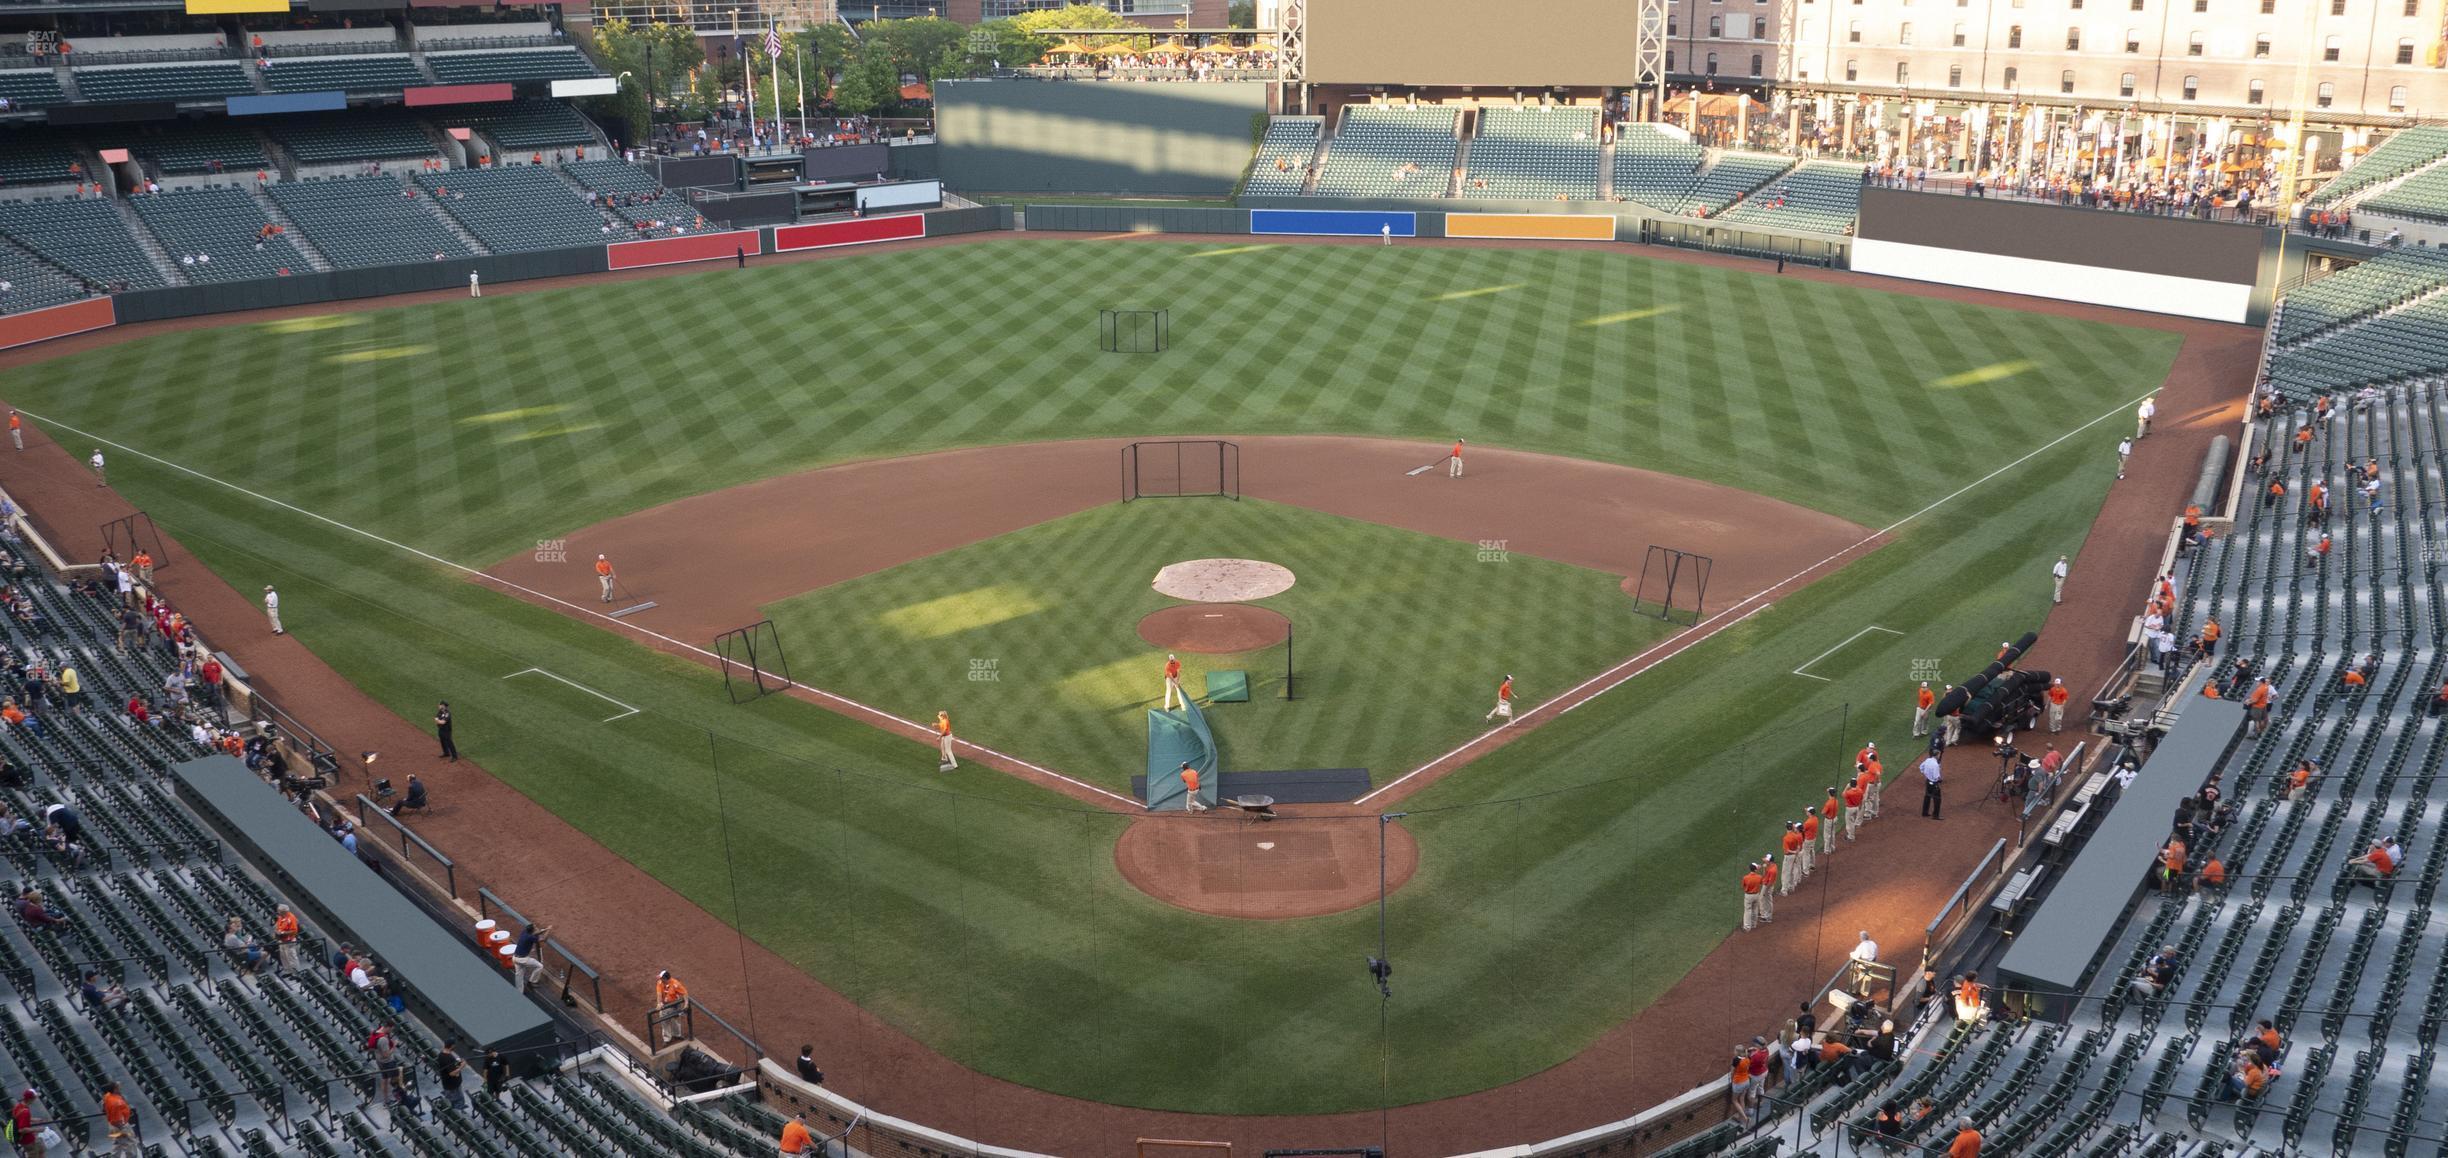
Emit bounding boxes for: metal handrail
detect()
[352,795,456,898]
[474,886,605,1012]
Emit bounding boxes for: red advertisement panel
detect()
[0,297,115,352]
[605,229,763,271]
[773,214,925,252]
[404,83,513,107]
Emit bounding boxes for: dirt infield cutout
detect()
[1136,604,1293,654]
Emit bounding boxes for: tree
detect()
[832,44,900,114]
[1227,0,1256,28]
[799,22,857,85]
[582,19,703,144]
[1009,2,1137,37]
[929,17,1044,79]
[864,15,969,83]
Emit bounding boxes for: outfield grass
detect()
[767,498,1679,788]
[0,238,2186,1113]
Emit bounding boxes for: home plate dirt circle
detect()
[1152,558,1296,602]
[1115,811,1419,920]
[1136,603,1292,654]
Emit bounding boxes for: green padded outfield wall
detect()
[935,79,1268,195]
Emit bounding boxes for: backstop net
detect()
[1122,439,1240,502]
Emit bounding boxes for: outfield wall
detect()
[1854,188,2272,324]
[935,80,1268,196]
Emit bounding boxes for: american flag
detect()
[765,23,783,60]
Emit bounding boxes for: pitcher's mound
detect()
[1115,811,1418,919]
[1152,558,1295,602]
[1137,603,1292,653]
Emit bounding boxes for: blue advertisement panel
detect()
[1250,209,1417,238]
[226,91,347,116]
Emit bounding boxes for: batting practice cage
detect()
[1122,439,1241,501]
[1100,308,1168,354]
[1631,545,1712,626]
[714,619,790,703]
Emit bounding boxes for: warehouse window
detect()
[1710,15,1723,35]
[2399,37,2416,63]
[2391,84,2409,108]
[2254,32,2271,55]
[1954,21,1968,42]
[2248,78,2264,102]
[2004,64,2019,86]
[2061,67,2077,90]
[1901,20,1914,41]
[1949,63,1964,84]
[2119,70,2136,94]
[2317,80,2335,105]
[2182,73,2199,98]
[1707,51,1720,73]
[2188,30,2204,53]
[2009,23,2024,45]
[1751,53,1763,74]
[2067,25,2082,47]
[2324,34,2341,59]
[2126,28,2142,50]
[1850,18,1864,39]
[1845,57,1859,78]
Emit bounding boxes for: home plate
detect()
[1257,842,1276,850]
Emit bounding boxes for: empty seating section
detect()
[457,99,596,151]
[1715,159,1867,233]
[0,247,92,313]
[563,158,658,194]
[0,69,64,110]
[258,54,424,94]
[130,188,303,282]
[1243,116,1319,196]
[268,176,468,267]
[2267,294,2448,396]
[1315,105,1457,198]
[2272,251,2448,346]
[1612,124,1705,210]
[71,63,254,104]
[2358,160,2448,223]
[412,21,557,50]
[1679,151,1795,216]
[2306,124,2448,208]
[0,199,163,289]
[417,166,605,252]
[425,48,598,85]
[1753,378,2448,1156]
[99,122,266,176]
[1460,106,1598,201]
[268,111,437,164]
[0,133,84,186]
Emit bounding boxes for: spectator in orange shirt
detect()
[1914,681,1935,737]
[1952,972,1984,1023]
[1949,1118,1984,1157]
[102,1082,133,1154]
[274,903,301,974]
[2347,840,2397,883]
[2246,680,2273,736]
[779,1112,817,1155]
[2197,855,2227,891]
[2287,758,2317,799]
[2046,678,2071,732]
[2160,835,2188,892]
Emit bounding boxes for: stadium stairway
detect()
[245,186,334,273]
[107,198,189,286]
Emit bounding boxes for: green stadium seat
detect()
[1314,105,1458,198]
[1244,116,1320,197]
[1460,105,1600,201]
[425,47,599,85]
[71,63,254,103]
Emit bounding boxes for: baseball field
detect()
[0,235,2188,1116]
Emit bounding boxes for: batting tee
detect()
[1144,699,1220,812]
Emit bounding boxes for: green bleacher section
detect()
[1753,380,2448,1157]
[1611,124,1706,210]
[1680,151,1795,216]
[1715,158,1867,234]
[1244,116,1319,196]
[2305,124,2448,208]
[0,198,165,289]
[130,187,306,282]
[2267,293,2448,396]
[267,176,469,267]
[0,246,93,314]
[1314,105,1458,198]
[417,166,606,252]
[96,122,266,177]
[0,69,65,110]
[258,54,425,94]
[267,111,437,164]
[457,99,596,151]
[1459,105,1599,201]
[424,47,598,85]
[563,159,696,236]
[2356,162,2448,224]
[0,131,85,187]
[70,63,254,104]
[0,509,800,1158]
[2272,251,2448,346]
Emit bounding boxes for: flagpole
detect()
[742,22,758,149]
[772,18,786,145]
[795,43,808,139]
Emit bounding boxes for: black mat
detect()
[1129,768,1371,805]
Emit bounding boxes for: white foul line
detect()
[502,667,641,722]
[26,411,1144,812]
[1792,625,1905,682]
[1356,386,2156,807]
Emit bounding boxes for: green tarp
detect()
[1145,699,1220,811]
[1205,670,1250,703]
